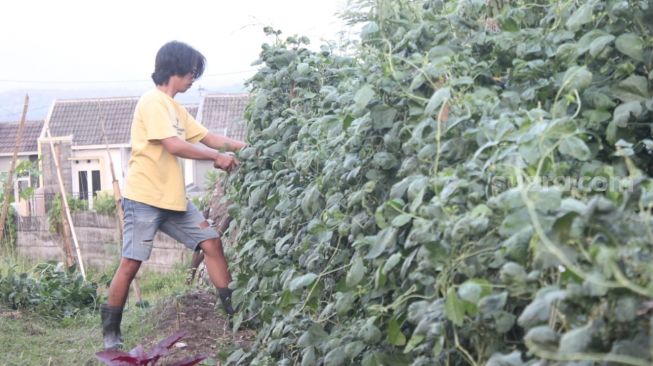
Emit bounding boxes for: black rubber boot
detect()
[101,304,124,350]
[217,288,235,316]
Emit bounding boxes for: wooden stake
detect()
[54,143,75,267]
[45,130,86,279]
[0,95,29,245]
[99,113,142,302]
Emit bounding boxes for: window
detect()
[78,171,88,200]
[78,169,101,200]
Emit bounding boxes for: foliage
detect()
[95,331,206,366]
[0,207,17,251]
[192,170,224,214]
[0,261,98,318]
[225,0,653,365]
[47,193,88,233]
[0,159,39,250]
[94,191,117,216]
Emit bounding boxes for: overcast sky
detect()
[0,0,351,93]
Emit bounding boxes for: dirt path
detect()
[141,289,255,365]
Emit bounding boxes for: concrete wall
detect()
[16,212,194,273]
[40,138,73,200]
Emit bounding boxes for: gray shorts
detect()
[121,198,219,261]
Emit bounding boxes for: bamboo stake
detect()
[0,95,29,245]
[99,113,142,302]
[45,130,86,279]
[53,143,75,267]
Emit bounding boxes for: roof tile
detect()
[0,120,44,154]
[199,94,249,141]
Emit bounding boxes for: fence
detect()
[15,212,193,273]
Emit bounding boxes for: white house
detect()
[0,120,44,216]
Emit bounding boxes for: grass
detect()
[0,253,197,366]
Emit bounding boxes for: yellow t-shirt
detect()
[124,89,208,211]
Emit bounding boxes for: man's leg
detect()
[160,203,235,315]
[108,258,142,307]
[102,198,161,349]
[199,236,234,314]
[199,237,231,287]
[101,258,141,350]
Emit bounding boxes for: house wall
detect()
[39,138,73,213]
[195,160,214,191]
[0,156,13,173]
[0,155,38,216]
[0,155,37,175]
[71,147,126,195]
[16,212,194,273]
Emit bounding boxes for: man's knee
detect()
[118,257,142,278]
[199,238,223,257]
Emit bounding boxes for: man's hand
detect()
[214,153,239,171]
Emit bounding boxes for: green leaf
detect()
[387,317,407,346]
[371,106,398,130]
[494,311,517,333]
[354,85,375,110]
[361,351,383,366]
[366,227,398,259]
[289,273,318,291]
[382,253,403,275]
[500,17,519,32]
[301,347,317,366]
[615,33,645,62]
[525,326,560,351]
[346,257,366,288]
[589,34,615,56]
[612,75,649,102]
[486,351,524,366]
[562,66,593,92]
[566,2,594,32]
[361,22,379,38]
[298,324,329,347]
[559,322,595,354]
[324,347,346,366]
[425,87,450,116]
[391,214,412,227]
[583,109,611,124]
[577,29,608,54]
[613,101,643,127]
[297,63,310,76]
[344,341,366,360]
[457,279,491,305]
[404,333,425,353]
[559,136,591,161]
[445,287,465,326]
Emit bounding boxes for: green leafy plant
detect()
[94,191,116,216]
[192,170,224,214]
[47,194,88,233]
[223,0,653,365]
[0,261,97,318]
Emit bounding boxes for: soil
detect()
[141,289,255,366]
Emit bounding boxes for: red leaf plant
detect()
[95,330,207,366]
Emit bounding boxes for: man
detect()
[100,41,246,350]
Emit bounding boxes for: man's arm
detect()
[160,136,220,160]
[160,136,237,170]
[200,132,247,152]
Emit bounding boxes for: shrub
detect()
[0,261,97,318]
[94,191,117,216]
[225,1,653,365]
[47,194,88,233]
